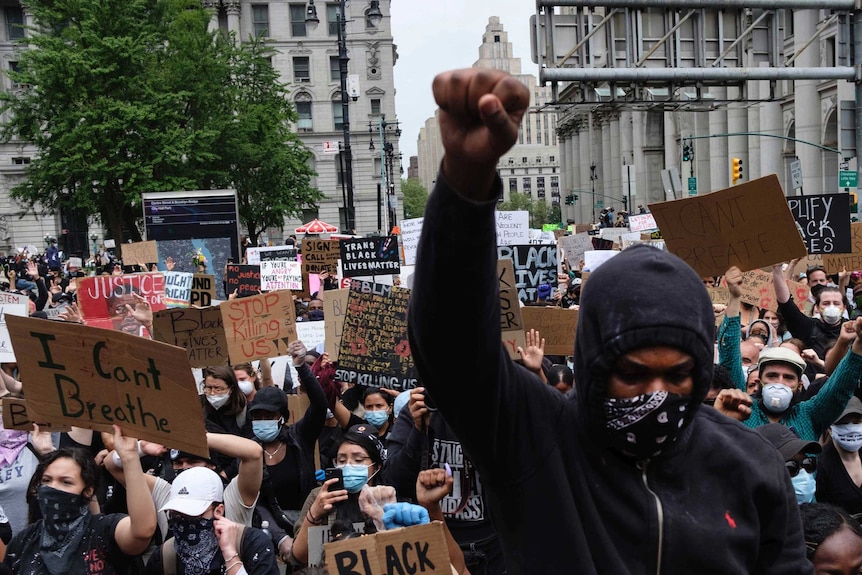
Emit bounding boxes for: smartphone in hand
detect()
[324,468,344,492]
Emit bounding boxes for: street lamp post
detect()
[590,163,598,224]
[368,114,401,234]
[307,0,382,234]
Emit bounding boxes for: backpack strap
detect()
[162,523,246,575]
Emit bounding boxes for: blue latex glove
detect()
[315,469,326,482]
[382,502,430,530]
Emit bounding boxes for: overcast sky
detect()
[390,1,539,164]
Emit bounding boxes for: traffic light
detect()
[731,158,743,184]
[565,194,575,205]
[851,192,858,212]
[682,142,693,162]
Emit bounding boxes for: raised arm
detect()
[205,431,262,508]
[111,426,157,556]
[717,266,747,391]
[772,263,791,304]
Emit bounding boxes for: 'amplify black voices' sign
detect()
[787,193,851,254]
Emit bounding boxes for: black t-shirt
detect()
[4,513,127,575]
[815,439,862,516]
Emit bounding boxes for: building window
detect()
[537,177,545,191]
[327,3,339,36]
[550,155,555,163]
[251,4,269,37]
[521,157,527,164]
[293,57,310,83]
[289,4,307,37]
[494,35,500,42]
[536,156,542,164]
[370,98,381,116]
[551,176,559,191]
[11,156,29,165]
[296,100,312,131]
[332,100,344,130]
[509,178,518,193]
[329,56,340,82]
[523,178,532,193]
[5,7,24,41]
[373,157,382,177]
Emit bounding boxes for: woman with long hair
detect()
[4,426,155,574]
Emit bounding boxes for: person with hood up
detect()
[406,66,813,574]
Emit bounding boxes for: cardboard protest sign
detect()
[591,236,615,251]
[324,289,350,362]
[6,316,208,457]
[220,290,296,363]
[496,210,530,246]
[286,393,311,427]
[496,244,558,303]
[260,260,302,291]
[296,320,326,352]
[335,281,416,390]
[151,306,229,368]
[583,250,619,272]
[191,274,216,307]
[788,193,851,254]
[225,264,261,298]
[824,222,862,273]
[628,212,658,232]
[2,397,71,432]
[68,257,83,269]
[246,245,298,265]
[521,307,578,356]
[0,293,30,362]
[301,238,341,277]
[648,174,807,276]
[706,286,731,305]
[164,271,193,308]
[339,236,401,278]
[77,273,167,335]
[791,255,824,280]
[736,269,811,312]
[324,522,451,575]
[400,217,424,266]
[121,240,159,265]
[558,233,592,267]
[497,259,526,359]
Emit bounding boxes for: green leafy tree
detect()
[401,177,428,220]
[498,192,559,228]
[216,36,321,246]
[0,0,320,249]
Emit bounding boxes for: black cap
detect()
[248,386,287,415]
[756,423,821,461]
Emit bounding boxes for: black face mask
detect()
[169,515,220,575]
[603,391,691,460]
[37,485,90,574]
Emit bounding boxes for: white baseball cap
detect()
[159,467,224,517]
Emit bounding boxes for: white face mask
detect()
[237,379,254,396]
[761,383,793,413]
[832,422,862,452]
[206,393,230,409]
[821,305,843,325]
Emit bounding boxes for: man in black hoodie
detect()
[407,67,812,574]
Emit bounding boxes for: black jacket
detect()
[407,172,812,575]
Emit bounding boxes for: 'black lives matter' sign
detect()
[788,193,851,254]
[339,236,401,277]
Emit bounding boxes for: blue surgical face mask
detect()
[341,464,370,493]
[792,469,816,504]
[252,419,281,442]
[365,410,389,428]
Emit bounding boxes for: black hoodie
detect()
[408,172,812,575]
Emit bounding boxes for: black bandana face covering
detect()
[170,515,220,575]
[37,485,90,574]
[603,391,690,460]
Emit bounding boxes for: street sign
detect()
[322,141,340,154]
[840,161,849,171]
[790,160,802,190]
[840,170,858,188]
[596,200,604,209]
[687,177,697,195]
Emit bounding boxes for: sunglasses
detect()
[785,456,816,478]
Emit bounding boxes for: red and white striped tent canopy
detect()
[294,219,339,234]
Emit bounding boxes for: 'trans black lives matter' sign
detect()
[6,315,208,457]
[339,236,401,277]
[787,193,851,254]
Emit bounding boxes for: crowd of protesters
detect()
[0,67,858,575]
